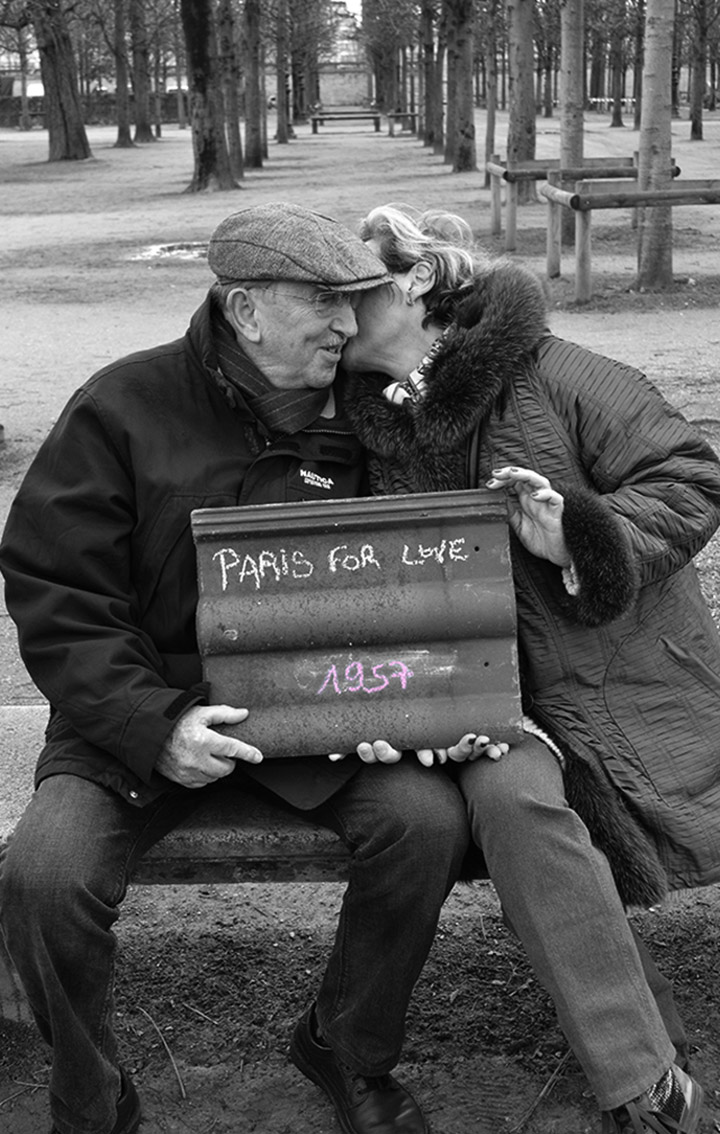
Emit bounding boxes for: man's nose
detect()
[333,303,358,336]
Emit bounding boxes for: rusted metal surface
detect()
[134,793,351,884]
[192,489,521,758]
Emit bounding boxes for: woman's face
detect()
[342,239,417,372]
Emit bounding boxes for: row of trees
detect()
[0,0,345,178]
[1,0,717,225]
[362,0,719,177]
[361,0,695,287]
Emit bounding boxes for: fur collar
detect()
[345,260,548,493]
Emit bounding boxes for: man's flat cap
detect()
[207,202,391,291]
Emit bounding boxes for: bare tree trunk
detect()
[30,0,92,161]
[443,1,458,163]
[609,0,626,127]
[130,0,155,142]
[637,0,674,289]
[291,54,307,120]
[153,35,163,137]
[432,14,446,154]
[181,0,237,191]
[560,0,584,239]
[242,0,263,167]
[421,0,438,147]
[506,0,536,203]
[483,2,499,186]
[18,26,32,131]
[447,0,476,171]
[174,0,188,128]
[560,0,584,167]
[542,55,554,118]
[633,0,645,127]
[689,0,707,140]
[217,0,244,179]
[114,0,133,147]
[275,0,290,144]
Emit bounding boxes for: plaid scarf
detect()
[212,307,329,436]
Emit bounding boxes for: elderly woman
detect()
[341,203,720,1134]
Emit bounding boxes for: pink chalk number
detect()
[317,660,414,696]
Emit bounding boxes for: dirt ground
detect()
[1,109,720,1134]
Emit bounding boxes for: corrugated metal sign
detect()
[191,489,521,758]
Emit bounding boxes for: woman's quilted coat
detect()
[346,261,720,905]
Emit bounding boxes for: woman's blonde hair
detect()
[359,203,487,326]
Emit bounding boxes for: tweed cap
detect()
[208,202,392,292]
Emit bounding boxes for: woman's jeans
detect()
[0,760,469,1134]
[455,735,678,1111]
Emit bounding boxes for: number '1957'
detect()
[316,660,415,696]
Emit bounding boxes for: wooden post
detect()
[489,155,502,235]
[575,187,593,302]
[546,170,562,278]
[506,180,518,251]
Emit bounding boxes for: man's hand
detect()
[156,704,263,789]
[486,466,570,566]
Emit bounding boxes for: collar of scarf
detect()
[212,307,329,436]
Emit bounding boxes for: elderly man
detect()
[0,204,469,1134]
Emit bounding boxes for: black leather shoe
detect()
[289,1004,427,1134]
[51,1067,141,1134]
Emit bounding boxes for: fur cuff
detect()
[561,487,639,626]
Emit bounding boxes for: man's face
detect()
[250,282,360,389]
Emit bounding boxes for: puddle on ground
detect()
[130,242,207,261]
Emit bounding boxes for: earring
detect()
[405,287,415,307]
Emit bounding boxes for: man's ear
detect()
[225,287,262,343]
[408,259,436,299]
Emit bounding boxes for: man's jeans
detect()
[0,760,469,1134]
[456,736,678,1111]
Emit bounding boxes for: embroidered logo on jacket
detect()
[299,468,334,491]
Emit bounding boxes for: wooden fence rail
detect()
[539,177,720,302]
[487,155,637,250]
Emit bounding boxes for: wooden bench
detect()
[311,112,381,134]
[0,703,354,1023]
[387,111,418,137]
[539,176,720,302]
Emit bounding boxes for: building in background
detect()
[317,1,371,107]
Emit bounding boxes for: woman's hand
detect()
[328,735,509,766]
[418,735,510,766]
[328,740,403,764]
[486,466,570,566]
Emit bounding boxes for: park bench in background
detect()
[387,111,418,136]
[588,97,637,114]
[311,110,381,134]
[539,176,720,302]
